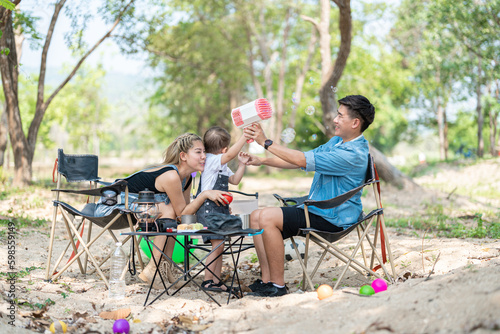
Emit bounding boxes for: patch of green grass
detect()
[0,266,43,280]
[16,298,55,310]
[386,210,500,239]
[0,215,47,229]
[246,252,259,264]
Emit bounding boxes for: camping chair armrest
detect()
[302,181,372,210]
[299,208,384,238]
[229,190,258,199]
[52,179,128,197]
[273,194,309,207]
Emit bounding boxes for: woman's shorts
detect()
[280,207,343,239]
[94,192,169,217]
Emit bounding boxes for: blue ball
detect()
[113,319,130,334]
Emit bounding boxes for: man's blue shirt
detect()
[300,135,369,229]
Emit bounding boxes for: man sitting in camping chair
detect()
[241,95,375,297]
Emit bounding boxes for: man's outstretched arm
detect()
[243,123,307,168]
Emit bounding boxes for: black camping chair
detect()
[274,154,397,290]
[46,149,144,288]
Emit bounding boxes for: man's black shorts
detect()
[280,206,343,239]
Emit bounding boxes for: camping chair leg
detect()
[46,204,60,280]
[290,236,315,291]
[127,214,144,270]
[333,216,379,290]
[357,221,393,282]
[309,248,328,282]
[51,213,123,283]
[357,225,369,269]
[86,229,122,273]
[369,214,397,281]
[50,220,85,277]
[47,174,63,281]
[303,234,311,290]
[302,206,313,290]
[379,214,397,280]
[61,213,85,274]
[310,233,367,277]
[360,224,394,283]
[372,181,397,280]
[83,219,92,274]
[60,209,110,288]
[88,235,133,275]
[369,216,381,270]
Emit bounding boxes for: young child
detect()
[196,126,248,292]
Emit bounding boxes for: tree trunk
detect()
[436,96,446,160]
[0,3,24,169]
[0,108,8,167]
[0,8,31,185]
[443,106,448,160]
[476,56,484,158]
[1,0,133,185]
[304,0,412,188]
[275,8,292,145]
[319,0,352,138]
[290,27,317,128]
[369,146,419,190]
[488,82,498,157]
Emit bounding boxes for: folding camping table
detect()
[122,228,263,306]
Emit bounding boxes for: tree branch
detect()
[35,0,66,111]
[244,23,263,98]
[46,0,135,108]
[300,14,319,32]
[28,0,135,148]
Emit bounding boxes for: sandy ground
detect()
[0,159,499,333]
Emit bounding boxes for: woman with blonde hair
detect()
[96,133,232,288]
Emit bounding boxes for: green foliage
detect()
[16,298,55,310]
[0,266,43,280]
[0,0,15,10]
[246,252,259,264]
[18,74,61,149]
[447,110,478,156]
[145,2,253,143]
[390,0,500,159]
[14,9,42,45]
[48,64,112,153]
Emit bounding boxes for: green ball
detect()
[359,285,375,296]
[140,237,153,258]
[140,236,199,263]
[171,236,198,263]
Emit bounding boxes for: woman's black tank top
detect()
[118,166,192,194]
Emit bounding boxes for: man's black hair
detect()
[338,95,375,132]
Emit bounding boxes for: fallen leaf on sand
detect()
[99,308,131,320]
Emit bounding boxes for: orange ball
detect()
[316,284,334,300]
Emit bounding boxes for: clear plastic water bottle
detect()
[108,242,127,300]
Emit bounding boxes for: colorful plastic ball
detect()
[222,193,233,204]
[140,237,153,258]
[49,320,67,333]
[371,278,388,293]
[359,285,375,296]
[316,284,334,300]
[113,319,130,334]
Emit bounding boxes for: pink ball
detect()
[113,319,130,334]
[371,278,388,293]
